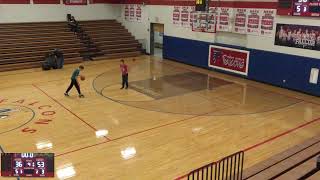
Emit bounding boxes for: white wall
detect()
[0,1,121,23]
[118,5,215,53]
[118,3,320,59]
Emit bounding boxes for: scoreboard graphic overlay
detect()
[293,0,320,16]
[1,153,54,177]
[278,0,320,16]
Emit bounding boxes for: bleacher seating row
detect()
[0,22,82,72]
[0,19,141,72]
[178,135,320,180]
[78,20,141,60]
[243,134,320,179]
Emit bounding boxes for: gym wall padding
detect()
[163,35,320,96]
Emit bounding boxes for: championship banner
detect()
[136,4,142,22]
[64,0,87,5]
[172,6,181,26]
[208,45,250,76]
[217,7,233,32]
[260,9,276,37]
[275,23,320,51]
[233,8,247,34]
[207,7,218,33]
[246,9,261,35]
[129,4,135,21]
[124,5,129,21]
[189,6,195,28]
[181,6,190,28]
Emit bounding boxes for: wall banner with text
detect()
[172,6,181,26]
[208,45,250,76]
[260,9,276,37]
[275,23,320,51]
[180,6,190,28]
[246,9,261,35]
[136,4,142,22]
[124,5,129,21]
[233,8,247,34]
[217,7,233,32]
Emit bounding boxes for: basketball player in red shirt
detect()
[120,59,129,89]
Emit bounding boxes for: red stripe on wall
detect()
[33,0,60,4]
[64,0,87,5]
[91,0,119,3]
[119,1,277,9]
[0,0,30,3]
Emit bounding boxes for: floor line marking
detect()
[243,117,320,152]
[174,116,320,180]
[162,60,320,106]
[55,113,205,157]
[32,84,111,141]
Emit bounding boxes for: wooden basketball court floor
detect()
[0,55,320,179]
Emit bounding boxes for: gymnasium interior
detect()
[0,0,319,179]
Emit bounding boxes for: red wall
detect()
[0,0,29,3]
[33,0,60,4]
[0,0,278,9]
[118,0,277,9]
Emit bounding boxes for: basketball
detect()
[80,75,85,81]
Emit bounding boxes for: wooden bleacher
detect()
[0,22,83,72]
[78,20,141,60]
[243,134,320,180]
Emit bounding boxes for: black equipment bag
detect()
[42,61,51,70]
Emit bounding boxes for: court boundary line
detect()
[162,60,320,106]
[32,84,111,141]
[0,104,36,135]
[8,59,318,178]
[55,114,201,157]
[174,116,320,180]
[55,111,320,161]
[0,56,127,78]
[93,69,304,116]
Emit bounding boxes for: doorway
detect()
[150,23,164,58]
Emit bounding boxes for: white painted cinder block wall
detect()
[118,2,320,59]
[0,0,121,23]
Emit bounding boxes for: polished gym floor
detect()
[0,55,319,179]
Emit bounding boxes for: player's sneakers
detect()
[79,94,84,98]
[64,93,69,96]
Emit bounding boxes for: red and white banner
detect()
[207,7,217,33]
[124,5,129,21]
[180,6,189,28]
[233,8,247,34]
[246,9,261,35]
[135,4,142,22]
[217,7,233,32]
[64,0,87,5]
[172,6,181,26]
[208,45,250,76]
[129,4,135,21]
[260,9,276,37]
[189,6,195,28]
